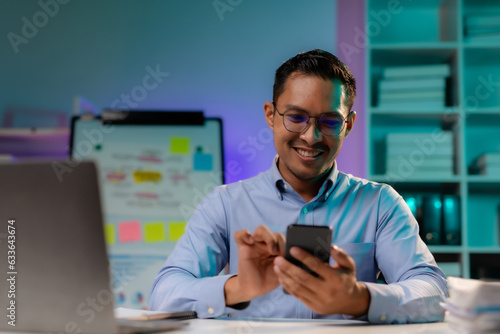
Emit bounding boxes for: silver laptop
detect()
[0,161,186,333]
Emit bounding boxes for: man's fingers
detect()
[234,226,285,256]
[288,246,330,276]
[234,229,253,246]
[330,245,355,271]
[253,225,282,254]
[274,232,286,256]
[274,256,316,295]
[279,273,314,299]
[288,246,356,277]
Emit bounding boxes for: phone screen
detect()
[284,224,332,277]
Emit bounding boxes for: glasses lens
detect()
[283,110,309,132]
[318,114,345,135]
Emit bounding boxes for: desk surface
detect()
[168,319,452,334]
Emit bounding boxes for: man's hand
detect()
[224,225,285,306]
[273,245,370,317]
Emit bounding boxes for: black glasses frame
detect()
[274,105,351,136]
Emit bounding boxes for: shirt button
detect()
[380,313,387,321]
[284,184,288,190]
[303,208,308,214]
[208,307,214,315]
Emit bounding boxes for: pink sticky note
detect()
[118,221,142,243]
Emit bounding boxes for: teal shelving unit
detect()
[366,0,500,279]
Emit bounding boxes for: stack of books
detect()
[443,276,500,334]
[465,14,500,41]
[475,153,500,176]
[386,132,454,178]
[377,64,449,109]
[401,192,460,246]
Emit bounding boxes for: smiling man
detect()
[149,49,448,323]
[265,74,355,202]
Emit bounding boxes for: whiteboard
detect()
[70,111,224,309]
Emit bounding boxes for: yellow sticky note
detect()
[132,170,162,183]
[144,222,166,243]
[168,221,187,241]
[104,224,115,245]
[170,137,190,154]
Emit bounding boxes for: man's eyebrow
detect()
[283,104,342,115]
[283,104,308,112]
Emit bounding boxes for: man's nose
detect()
[299,118,323,145]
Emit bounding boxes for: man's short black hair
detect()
[272,49,357,111]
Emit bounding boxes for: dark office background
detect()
[0,0,366,183]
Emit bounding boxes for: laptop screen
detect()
[0,161,117,334]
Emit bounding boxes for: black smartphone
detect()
[284,224,333,278]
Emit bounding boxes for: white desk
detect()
[168,319,452,334]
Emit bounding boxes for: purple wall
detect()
[335,0,366,178]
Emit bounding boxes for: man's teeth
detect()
[297,149,320,157]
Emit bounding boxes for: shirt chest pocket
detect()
[334,242,376,283]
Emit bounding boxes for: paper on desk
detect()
[114,307,168,319]
[114,307,197,321]
[448,276,500,309]
[443,276,500,334]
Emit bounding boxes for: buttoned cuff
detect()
[364,282,404,323]
[364,281,446,324]
[195,274,234,318]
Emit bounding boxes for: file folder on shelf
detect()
[421,195,442,245]
[443,195,461,245]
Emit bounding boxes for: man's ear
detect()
[264,101,275,130]
[344,111,356,137]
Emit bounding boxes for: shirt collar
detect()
[270,155,339,202]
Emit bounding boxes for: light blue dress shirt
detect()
[149,158,448,323]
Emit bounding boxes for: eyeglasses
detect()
[274,105,350,136]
